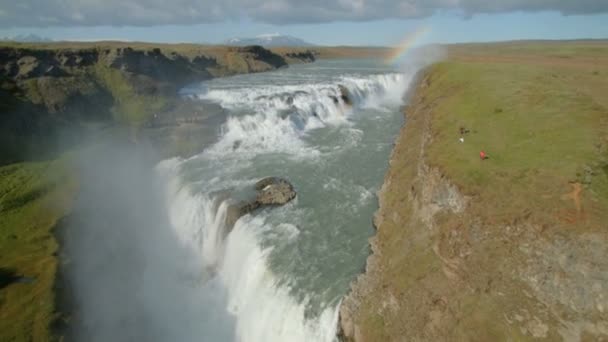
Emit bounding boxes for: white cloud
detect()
[0,0,607,27]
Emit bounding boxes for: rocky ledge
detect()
[0,42,316,165]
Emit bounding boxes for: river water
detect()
[158,59,413,341]
[65,58,416,342]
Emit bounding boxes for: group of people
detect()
[459,126,488,160]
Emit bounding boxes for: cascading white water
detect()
[340,73,410,108]
[160,59,414,342]
[196,73,408,156]
[158,163,340,342]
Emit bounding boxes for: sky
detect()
[0,1,607,46]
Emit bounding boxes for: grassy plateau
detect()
[343,40,608,341]
[0,159,77,341]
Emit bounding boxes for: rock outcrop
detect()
[225,177,297,231]
[283,50,317,63]
[329,85,354,106]
[338,85,353,106]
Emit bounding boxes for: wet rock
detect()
[254,177,296,205]
[231,45,288,69]
[338,84,353,106]
[224,177,296,232]
[225,202,245,231]
[284,51,317,63]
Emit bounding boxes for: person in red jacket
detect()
[480,151,488,160]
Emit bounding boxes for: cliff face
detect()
[339,41,608,341]
[339,72,465,341]
[0,43,310,164]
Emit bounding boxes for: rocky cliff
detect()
[339,41,608,341]
[0,42,312,164]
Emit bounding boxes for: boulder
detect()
[254,177,296,205]
[224,177,296,233]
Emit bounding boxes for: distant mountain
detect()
[1,34,53,42]
[224,34,314,47]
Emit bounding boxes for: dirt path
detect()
[563,182,582,213]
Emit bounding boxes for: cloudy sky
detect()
[0,0,607,45]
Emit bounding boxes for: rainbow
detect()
[384,26,430,64]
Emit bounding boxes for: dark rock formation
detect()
[224,177,296,232]
[284,50,317,63]
[0,43,316,165]
[105,47,215,90]
[338,84,353,106]
[329,85,353,107]
[231,45,288,69]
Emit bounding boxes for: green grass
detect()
[93,64,168,127]
[424,50,608,221]
[348,41,608,341]
[0,160,76,342]
[451,40,608,59]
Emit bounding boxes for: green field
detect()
[428,42,608,224]
[344,41,608,341]
[0,160,76,341]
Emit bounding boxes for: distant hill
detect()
[1,34,53,42]
[224,34,314,47]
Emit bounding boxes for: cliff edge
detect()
[340,40,608,341]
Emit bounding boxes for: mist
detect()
[60,140,235,341]
[55,50,435,341]
[399,44,448,72]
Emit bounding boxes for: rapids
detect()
[162,59,414,341]
[63,59,417,342]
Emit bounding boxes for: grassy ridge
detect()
[346,41,608,341]
[0,160,76,341]
[2,40,391,59]
[93,64,168,126]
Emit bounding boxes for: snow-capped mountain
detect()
[224,34,314,47]
[1,34,53,42]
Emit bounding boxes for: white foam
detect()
[158,163,339,342]
[154,69,412,342]
[339,73,411,109]
[197,73,408,157]
[221,217,339,342]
